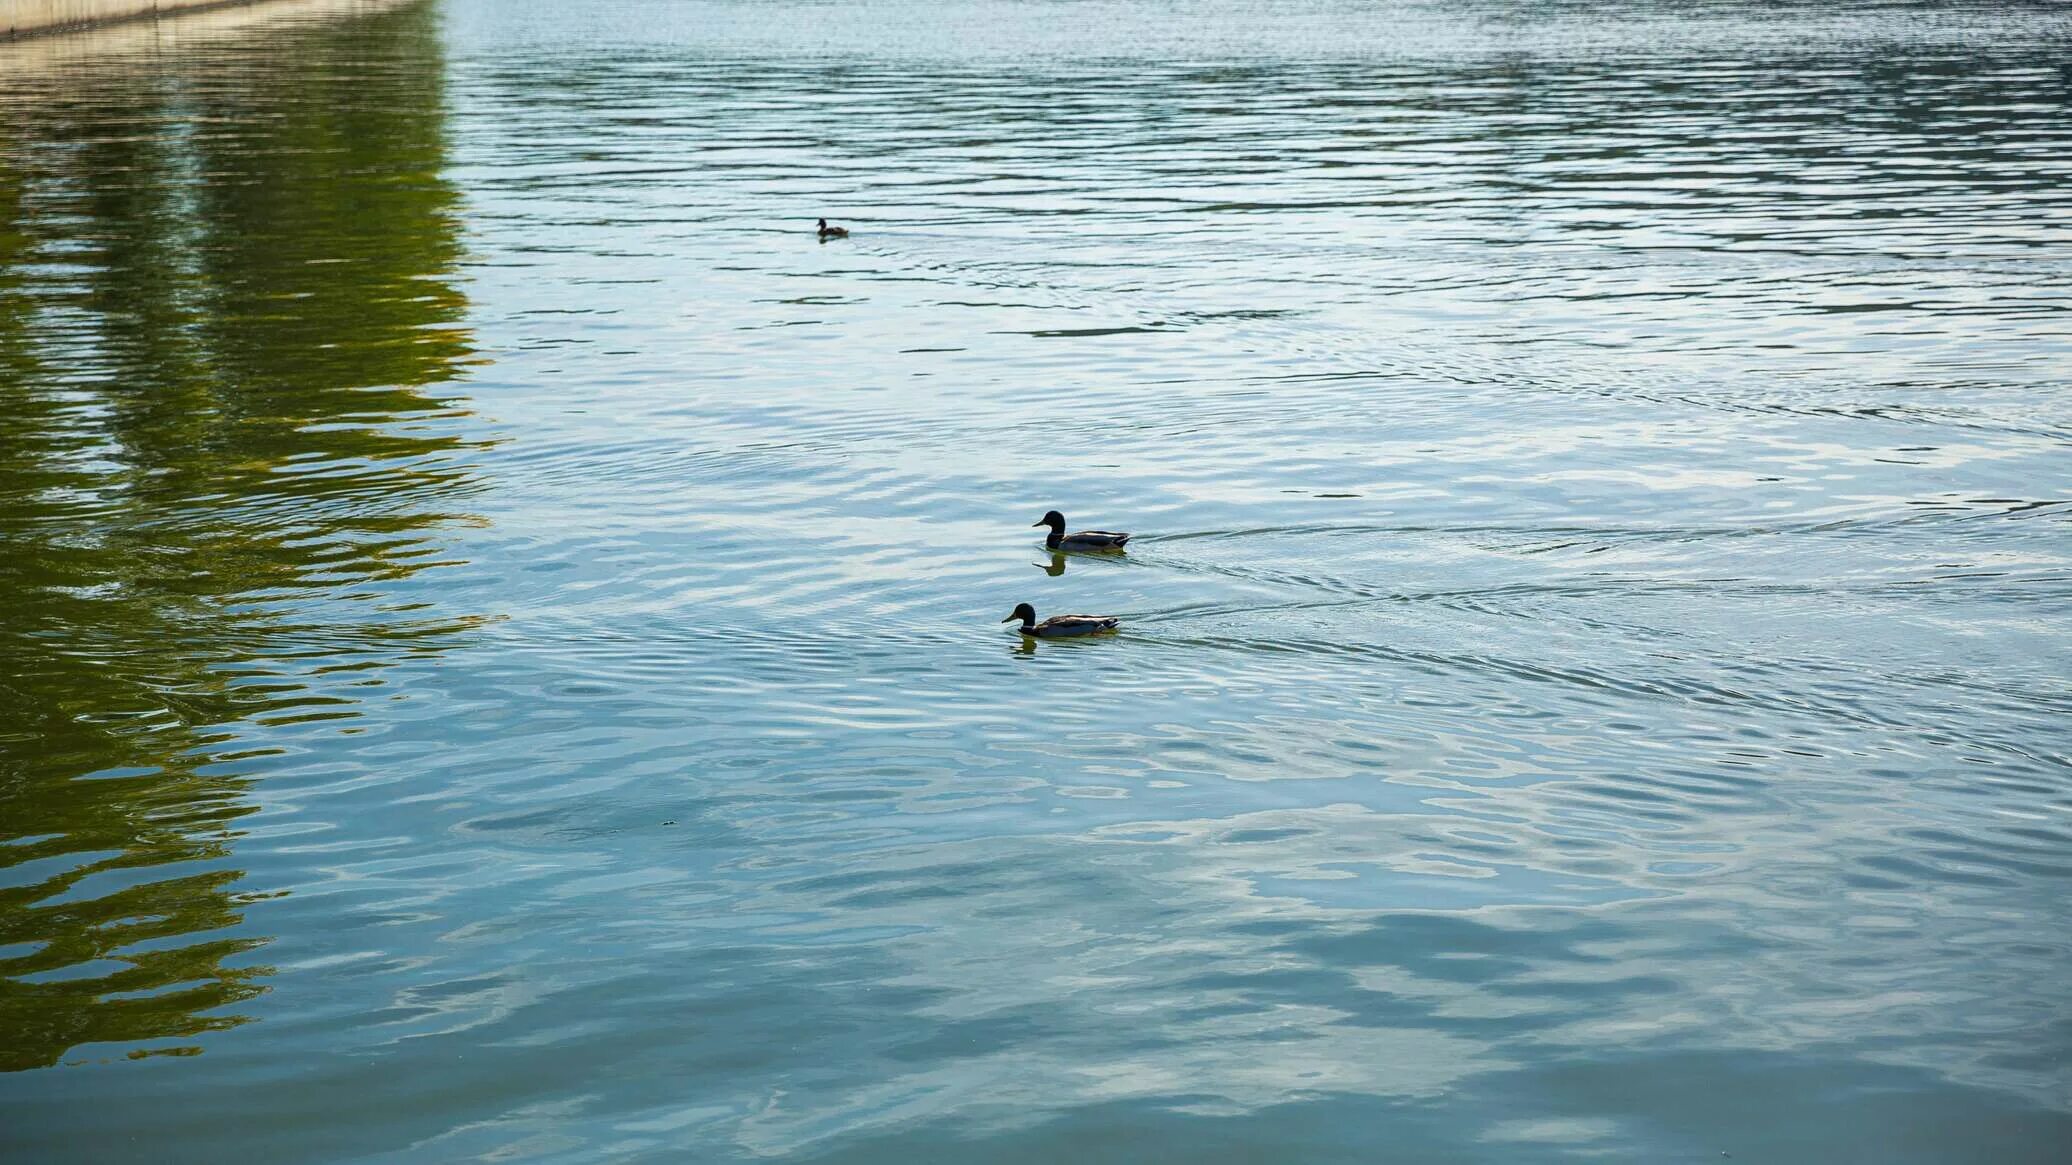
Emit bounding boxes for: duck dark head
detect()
[1032,510,1066,531]
[817,218,828,229]
[1001,602,1037,627]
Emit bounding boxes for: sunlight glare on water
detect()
[1,0,2069,1160]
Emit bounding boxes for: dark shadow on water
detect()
[0,0,477,1071]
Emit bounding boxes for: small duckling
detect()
[1001,603,1120,638]
[1033,510,1130,552]
[817,217,849,240]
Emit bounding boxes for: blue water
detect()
[2,0,2069,1159]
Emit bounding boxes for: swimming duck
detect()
[1033,510,1130,552]
[1001,603,1120,638]
[817,218,849,240]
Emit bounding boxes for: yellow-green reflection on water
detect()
[0,0,477,1071]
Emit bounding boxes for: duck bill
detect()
[1000,614,1020,623]
[1030,520,1048,527]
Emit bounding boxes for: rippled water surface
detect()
[3,0,2069,1159]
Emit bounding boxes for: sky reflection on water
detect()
[1,1,2068,1161]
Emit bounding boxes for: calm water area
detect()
[2,0,2069,1159]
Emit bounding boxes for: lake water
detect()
[2,0,2069,1159]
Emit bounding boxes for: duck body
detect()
[1002,603,1120,638]
[1033,509,1129,552]
[816,217,849,239]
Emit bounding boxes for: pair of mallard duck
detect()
[1004,510,1129,638]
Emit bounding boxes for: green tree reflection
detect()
[0,0,477,1071]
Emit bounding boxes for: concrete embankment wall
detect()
[3,0,270,38]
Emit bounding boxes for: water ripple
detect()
[3,0,2069,1161]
